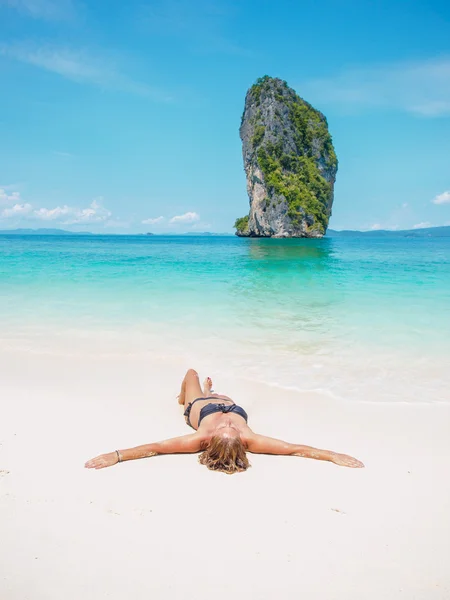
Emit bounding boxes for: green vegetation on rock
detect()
[236,76,338,237]
[251,124,265,147]
[257,144,330,233]
[234,215,249,235]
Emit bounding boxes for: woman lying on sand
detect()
[85,369,364,474]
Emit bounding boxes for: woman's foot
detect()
[203,377,213,396]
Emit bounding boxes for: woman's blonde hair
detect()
[199,435,250,474]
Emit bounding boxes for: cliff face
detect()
[236,76,338,238]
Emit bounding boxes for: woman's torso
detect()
[186,395,248,432]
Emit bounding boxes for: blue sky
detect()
[1,0,450,233]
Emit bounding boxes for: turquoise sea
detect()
[1,234,449,403]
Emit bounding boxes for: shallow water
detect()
[1,234,449,403]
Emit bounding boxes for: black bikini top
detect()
[184,397,248,429]
[198,402,248,427]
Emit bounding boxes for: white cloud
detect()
[34,205,72,220]
[413,221,432,229]
[432,190,450,205]
[0,187,21,205]
[169,211,200,224]
[53,150,74,158]
[0,0,75,21]
[365,223,399,232]
[301,57,450,116]
[142,216,164,225]
[1,202,33,217]
[70,198,112,224]
[0,43,172,101]
[0,44,111,85]
[1,196,113,226]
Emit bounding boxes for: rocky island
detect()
[235,76,338,238]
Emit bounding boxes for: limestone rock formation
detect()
[235,76,338,238]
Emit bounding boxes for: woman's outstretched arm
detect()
[85,433,204,470]
[245,434,364,468]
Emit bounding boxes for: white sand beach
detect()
[1,346,449,600]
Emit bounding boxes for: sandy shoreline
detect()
[1,349,449,599]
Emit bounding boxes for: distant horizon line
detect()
[0,226,449,236]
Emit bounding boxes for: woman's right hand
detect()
[332,453,364,468]
[85,452,119,470]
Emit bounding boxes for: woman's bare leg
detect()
[177,369,204,408]
[202,377,233,401]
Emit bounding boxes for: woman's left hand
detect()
[85,452,119,470]
[332,453,364,468]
